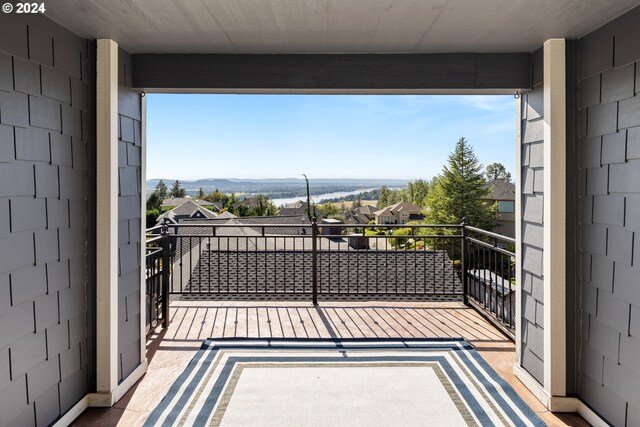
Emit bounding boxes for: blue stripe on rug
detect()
[456,346,547,427]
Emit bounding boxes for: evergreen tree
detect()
[146,191,163,211]
[407,179,430,207]
[169,180,186,198]
[425,137,497,229]
[353,195,362,208]
[484,162,512,182]
[378,186,391,208]
[155,180,168,200]
[196,187,205,199]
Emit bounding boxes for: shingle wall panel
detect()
[619,95,640,129]
[579,25,613,79]
[579,136,601,168]
[600,131,626,165]
[527,141,544,167]
[61,104,82,138]
[0,231,35,274]
[613,7,640,68]
[41,66,71,104]
[9,331,46,381]
[15,127,50,162]
[29,95,62,131]
[10,265,46,306]
[34,229,59,264]
[0,91,29,127]
[585,165,608,195]
[579,74,600,108]
[0,124,14,163]
[50,133,73,167]
[590,254,614,292]
[34,163,58,199]
[0,303,34,350]
[12,57,40,96]
[587,102,618,137]
[579,376,627,427]
[0,375,29,426]
[33,292,58,331]
[631,305,640,338]
[601,64,635,103]
[0,52,13,91]
[606,225,634,265]
[628,126,640,160]
[596,289,631,333]
[0,198,7,239]
[10,197,46,233]
[71,137,87,170]
[592,195,624,227]
[609,159,640,194]
[47,198,70,229]
[0,162,35,197]
[620,335,640,374]
[46,260,68,294]
[27,358,59,402]
[33,384,60,427]
[614,263,640,306]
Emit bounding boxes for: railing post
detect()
[161,225,170,328]
[461,218,469,306]
[312,221,318,305]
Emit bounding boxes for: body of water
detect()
[272,189,376,207]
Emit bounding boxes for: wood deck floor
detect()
[74,301,588,426]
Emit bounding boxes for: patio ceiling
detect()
[45,0,639,54]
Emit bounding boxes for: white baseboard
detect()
[52,395,90,427]
[513,363,611,426]
[90,359,148,406]
[513,363,550,405]
[576,401,611,427]
[53,359,148,425]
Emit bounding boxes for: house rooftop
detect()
[374,201,422,216]
[162,197,215,208]
[484,179,516,201]
[157,200,218,224]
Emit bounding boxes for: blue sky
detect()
[146,94,516,181]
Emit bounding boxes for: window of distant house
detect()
[498,201,515,213]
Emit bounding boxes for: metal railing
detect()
[145,226,170,334]
[162,222,464,302]
[464,225,516,338]
[146,221,516,337]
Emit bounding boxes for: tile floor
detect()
[73,301,588,426]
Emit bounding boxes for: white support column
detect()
[543,38,567,398]
[95,39,119,402]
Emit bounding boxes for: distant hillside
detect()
[146,178,410,198]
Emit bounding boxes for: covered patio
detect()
[2,0,640,425]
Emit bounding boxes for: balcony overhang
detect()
[131,53,531,93]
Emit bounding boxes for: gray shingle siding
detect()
[117,48,143,383]
[520,70,545,384]
[0,13,90,426]
[577,6,640,424]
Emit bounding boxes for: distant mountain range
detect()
[146,178,409,198]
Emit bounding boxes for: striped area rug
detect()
[144,338,545,427]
